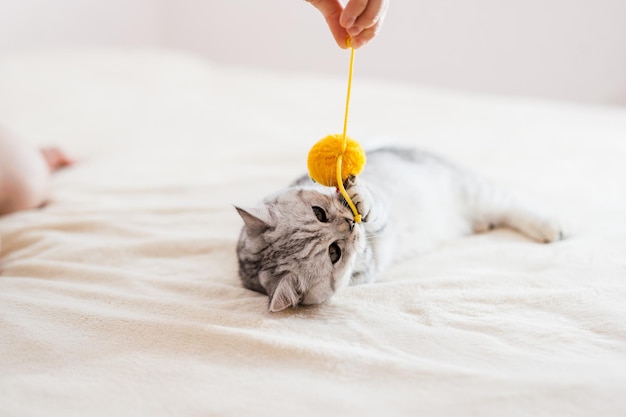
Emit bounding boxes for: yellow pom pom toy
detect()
[307,134,366,223]
[307,38,365,223]
[307,134,366,188]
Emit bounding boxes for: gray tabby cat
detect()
[235,146,563,312]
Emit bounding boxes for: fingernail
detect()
[344,16,356,28]
[347,26,361,37]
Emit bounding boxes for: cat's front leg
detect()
[344,175,376,224]
[343,176,392,284]
[343,175,389,234]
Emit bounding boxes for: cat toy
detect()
[307,38,366,223]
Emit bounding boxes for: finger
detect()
[349,23,382,49]
[40,147,74,171]
[346,0,389,38]
[307,0,351,49]
[340,0,368,29]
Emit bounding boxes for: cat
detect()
[235,146,563,312]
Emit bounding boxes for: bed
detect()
[1,48,625,416]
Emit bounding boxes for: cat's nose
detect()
[346,219,355,231]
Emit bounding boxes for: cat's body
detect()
[236,146,562,312]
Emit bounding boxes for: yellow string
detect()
[336,39,362,223]
[341,40,354,142]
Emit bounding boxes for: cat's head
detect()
[236,185,363,312]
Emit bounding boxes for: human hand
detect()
[306,0,389,49]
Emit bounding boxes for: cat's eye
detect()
[312,206,328,223]
[329,242,341,264]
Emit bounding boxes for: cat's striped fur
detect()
[236,147,562,312]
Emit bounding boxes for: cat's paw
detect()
[473,221,496,233]
[344,176,373,222]
[521,217,565,244]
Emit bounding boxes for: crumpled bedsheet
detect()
[1,48,625,417]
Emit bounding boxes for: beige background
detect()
[1,0,625,106]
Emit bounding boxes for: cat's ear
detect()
[235,206,271,237]
[269,277,300,313]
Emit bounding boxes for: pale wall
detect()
[0,0,162,51]
[1,0,626,106]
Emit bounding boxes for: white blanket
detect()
[1,48,625,417]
